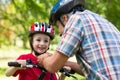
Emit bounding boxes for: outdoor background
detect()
[0,0,120,80]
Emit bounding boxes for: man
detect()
[37,0,120,80]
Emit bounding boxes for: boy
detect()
[5,22,57,80]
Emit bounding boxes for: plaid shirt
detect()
[56,10,120,80]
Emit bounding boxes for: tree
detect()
[0,0,55,48]
[86,0,120,30]
[105,0,120,30]
[0,0,119,48]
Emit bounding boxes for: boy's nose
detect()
[39,41,45,45]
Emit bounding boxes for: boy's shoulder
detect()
[17,53,33,60]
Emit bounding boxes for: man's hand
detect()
[37,53,52,66]
[37,51,69,73]
[63,66,71,72]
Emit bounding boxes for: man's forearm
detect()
[64,61,84,76]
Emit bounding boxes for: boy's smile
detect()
[32,33,50,54]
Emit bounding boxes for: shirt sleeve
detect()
[56,15,84,57]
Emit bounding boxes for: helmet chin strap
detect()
[33,48,49,56]
[59,6,83,27]
[59,19,65,27]
[34,50,41,56]
[34,50,47,56]
[59,12,72,27]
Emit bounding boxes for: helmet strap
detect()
[34,50,40,56]
[33,49,47,56]
[59,6,84,28]
[33,47,49,56]
[59,19,65,27]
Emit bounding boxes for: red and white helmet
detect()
[29,22,55,40]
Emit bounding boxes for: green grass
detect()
[0,46,30,78]
[0,68,6,76]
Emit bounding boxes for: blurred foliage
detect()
[0,68,6,76]
[0,0,120,48]
[86,0,120,30]
[65,73,85,80]
[0,0,56,48]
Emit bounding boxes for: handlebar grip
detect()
[60,68,76,77]
[69,69,75,74]
[60,68,71,77]
[8,62,21,67]
[60,68,75,74]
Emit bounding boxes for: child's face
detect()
[32,33,50,54]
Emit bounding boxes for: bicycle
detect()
[8,59,78,80]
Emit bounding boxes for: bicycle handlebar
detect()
[8,61,73,74]
[8,59,77,80]
[8,62,21,67]
[8,61,46,71]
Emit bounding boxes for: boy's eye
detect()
[37,39,41,41]
[44,40,49,42]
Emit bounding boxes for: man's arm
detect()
[37,51,69,73]
[64,61,84,76]
[37,51,84,76]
